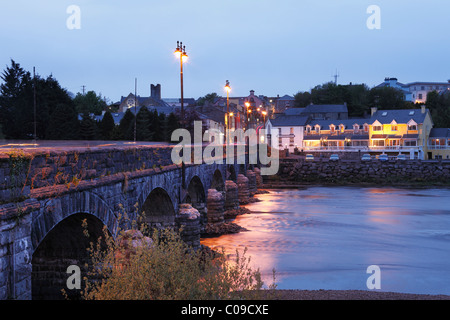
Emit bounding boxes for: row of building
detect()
[93,78,450,160]
[266,104,449,160]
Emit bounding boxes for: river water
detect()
[201,186,450,295]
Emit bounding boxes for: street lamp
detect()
[245,101,250,130]
[224,80,231,143]
[262,110,267,124]
[174,41,188,127]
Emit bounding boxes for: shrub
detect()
[79,222,275,300]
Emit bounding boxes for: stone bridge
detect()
[0,144,263,300]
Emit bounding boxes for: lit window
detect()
[373,126,382,131]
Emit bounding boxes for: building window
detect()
[404,140,417,147]
[340,125,345,133]
[418,93,423,100]
[373,126,382,131]
[315,126,320,133]
[290,127,294,134]
[408,124,417,131]
[330,125,335,133]
[372,140,385,146]
[391,125,398,131]
[364,124,369,133]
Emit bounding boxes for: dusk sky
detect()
[1,0,449,103]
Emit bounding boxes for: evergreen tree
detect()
[0,60,79,140]
[79,113,98,140]
[118,109,135,140]
[158,112,167,142]
[150,109,163,141]
[46,103,80,140]
[99,111,115,139]
[136,106,153,141]
[0,60,31,138]
[166,112,180,142]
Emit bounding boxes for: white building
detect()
[376,78,450,103]
[265,115,309,152]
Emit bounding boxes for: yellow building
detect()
[369,106,434,159]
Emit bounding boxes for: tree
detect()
[293,91,311,108]
[118,109,135,140]
[166,112,180,142]
[0,60,78,140]
[0,60,31,138]
[99,111,115,140]
[79,113,98,140]
[197,92,219,106]
[368,86,406,110]
[150,109,163,141]
[135,107,153,141]
[427,90,450,128]
[74,90,108,115]
[46,103,80,140]
[311,82,347,105]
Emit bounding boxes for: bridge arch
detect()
[142,187,176,229]
[32,191,118,251]
[211,169,225,192]
[227,164,237,182]
[31,212,109,300]
[185,175,206,206]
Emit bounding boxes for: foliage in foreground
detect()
[77,223,276,300]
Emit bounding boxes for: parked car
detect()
[330,154,339,161]
[305,154,314,161]
[361,154,371,161]
[396,154,407,161]
[378,154,389,161]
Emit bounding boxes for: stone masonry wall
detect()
[0,146,174,203]
[275,158,450,185]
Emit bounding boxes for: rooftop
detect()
[268,115,309,127]
[303,103,348,114]
[370,108,429,124]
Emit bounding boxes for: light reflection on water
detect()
[201,187,450,295]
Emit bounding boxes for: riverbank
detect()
[270,289,450,300]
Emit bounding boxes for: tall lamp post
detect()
[174,41,188,127]
[224,80,231,144]
[245,101,250,130]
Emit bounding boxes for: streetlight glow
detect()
[175,41,188,127]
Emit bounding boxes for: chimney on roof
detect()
[151,84,161,100]
[421,105,426,114]
[371,107,378,116]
